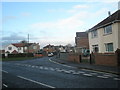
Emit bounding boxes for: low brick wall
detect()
[94,53,117,66]
[68,53,81,63]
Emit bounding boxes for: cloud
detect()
[2,16,17,23]
[21,12,31,17]
[2,33,26,40]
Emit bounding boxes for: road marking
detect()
[63,70,71,74]
[3,84,8,87]
[39,66,43,69]
[49,68,55,71]
[32,66,35,68]
[72,72,80,75]
[17,76,55,88]
[103,74,113,77]
[97,76,109,78]
[44,67,49,70]
[83,74,92,76]
[2,70,8,73]
[90,73,97,75]
[49,59,75,68]
[114,78,120,80]
[77,71,85,73]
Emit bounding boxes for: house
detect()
[75,32,89,53]
[43,44,56,53]
[5,43,40,54]
[88,10,120,53]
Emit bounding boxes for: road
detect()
[1,57,120,88]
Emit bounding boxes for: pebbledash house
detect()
[5,43,40,54]
[88,10,120,53]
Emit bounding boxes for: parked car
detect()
[48,52,53,57]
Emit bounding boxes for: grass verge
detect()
[2,57,38,61]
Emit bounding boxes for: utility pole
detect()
[28,34,29,54]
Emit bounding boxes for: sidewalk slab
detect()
[51,57,120,75]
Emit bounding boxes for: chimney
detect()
[108,11,111,17]
[118,1,120,10]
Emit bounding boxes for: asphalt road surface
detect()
[1,57,120,88]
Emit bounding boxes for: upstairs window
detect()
[104,25,112,35]
[91,30,98,38]
[105,43,113,52]
[8,47,12,50]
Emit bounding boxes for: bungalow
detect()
[88,10,120,53]
[5,43,40,54]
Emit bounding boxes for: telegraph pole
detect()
[28,34,29,54]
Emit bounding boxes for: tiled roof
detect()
[12,43,33,47]
[89,10,120,31]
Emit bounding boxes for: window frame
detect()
[8,47,12,50]
[91,30,98,38]
[105,43,114,52]
[104,25,112,35]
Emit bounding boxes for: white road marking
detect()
[32,66,35,68]
[97,76,109,78]
[77,71,85,73]
[72,72,80,75]
[103,74,113,77]
[2,70,8,73]
[49,68,55,71]
[90,73,97,75]
[17,76,55,88]
[114,78,120,80]
[49,59,75,68]
[39,66,43,69]
[63,70,71,73]
[44,67,49,70]
[3,84,8,87]
[83,74,93,77]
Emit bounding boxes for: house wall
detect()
[118,22,120,49]
[76,37,89,49]
[5,44,24,53]
[89,23,119,53]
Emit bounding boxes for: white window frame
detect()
[8,47,12,50]
[104,25,112,35]
[105,43,114,52]
[91,30,98,38]
[92,45,99,52]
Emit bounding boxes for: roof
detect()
[12,43,33,47]
[89,10,120,32]
[43,44,54,48]
[76,32,88,37]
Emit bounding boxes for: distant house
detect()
[5,43,40,54]
[43,44,56,53]
[88,10,120,53]
[75,32,89,53]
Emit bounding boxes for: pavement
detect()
[51,56,120,75]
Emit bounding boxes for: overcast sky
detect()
[1,0,119,49]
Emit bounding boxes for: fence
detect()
[56,49,120,66]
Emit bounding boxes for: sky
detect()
[1,0,119,49]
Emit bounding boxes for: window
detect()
[33,46,37,49]
[91,30,98,38]
[8,47,12,50]
[105,43,113,52]
[18,47,21,50]
[104,25,112,35]
[92,45,99,52]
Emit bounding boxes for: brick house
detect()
[43,44,56,53]
[75,32,89,53]
[88,10,120,53]
[5,43,40,54]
